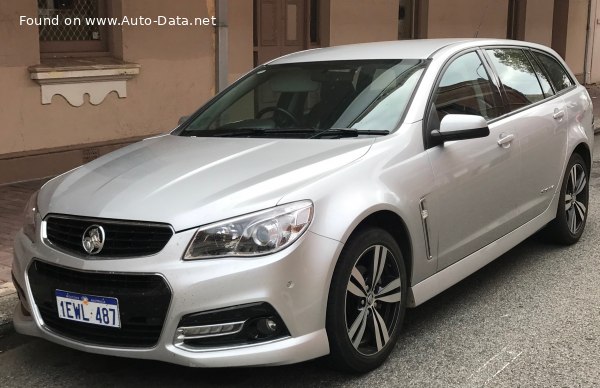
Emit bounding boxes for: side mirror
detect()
[431,114,490,143]
[178,115,191,125]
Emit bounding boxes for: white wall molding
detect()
[29,60,140,107]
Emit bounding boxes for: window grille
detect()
[38,0,101,42]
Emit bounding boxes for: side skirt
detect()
[407,205,556,308]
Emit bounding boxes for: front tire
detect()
[326,227,407,373]
[546,153,589,244]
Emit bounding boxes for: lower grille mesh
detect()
[28,260,172,347]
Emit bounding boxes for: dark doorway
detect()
[507,0,527,40]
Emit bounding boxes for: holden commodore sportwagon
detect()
[13,39,593,372]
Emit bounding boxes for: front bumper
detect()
[12,221,342,367]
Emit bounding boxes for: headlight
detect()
[183,200,313,260]
[23,191,39,242]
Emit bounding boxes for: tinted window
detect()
[533,51,574,92]
[433,52,503,122]
[525,50,554,97]
[486,48,545,111]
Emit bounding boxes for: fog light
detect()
[257,317,278,335]
[175,302,290,349]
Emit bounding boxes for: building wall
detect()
[328,0,399,45]
[565,0,589,80]
[589,0,600,82]
[524,0,554,46]
[1,0,597,184]
[0,0,216,183]
[227,0,254,85]
[427,0,509,39]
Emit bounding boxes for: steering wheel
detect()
[256,106,300,126]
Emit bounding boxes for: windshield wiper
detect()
[182,128,266,137]
[184,128,321,138]
[182,127,390,139]
[309,128,390,139]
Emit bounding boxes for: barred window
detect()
[38,0,108,56]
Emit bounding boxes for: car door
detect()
[425,50,524,271]
[484,47,568,223]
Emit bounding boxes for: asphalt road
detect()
[1,147,600,387]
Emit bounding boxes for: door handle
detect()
[553,109,565,120]
[497,133,515,148]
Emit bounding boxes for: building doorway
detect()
[507,0,527,40]
[254,0,308,66]
[398,0,414,39]
[398,0,427,39]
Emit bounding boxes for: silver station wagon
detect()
[13,39,593,372]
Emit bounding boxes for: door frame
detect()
[253,0,310,66]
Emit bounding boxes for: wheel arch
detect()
[573,142,592,172]
[344,210,414,287]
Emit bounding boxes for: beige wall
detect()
[0,1,39,67]
[565,0,588,79]
[328,0,399,45]
[227,0,253,85]
[589,0,600,82]
[524,0,554,46]
[0,0,216,158]
[1,0,597,183]
[427,0,509,38]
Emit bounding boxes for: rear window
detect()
[532,51,574,92]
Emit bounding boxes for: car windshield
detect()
[176,59,426,139]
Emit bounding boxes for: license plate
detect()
[55,289,121,328]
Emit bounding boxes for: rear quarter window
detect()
[532,51,575,92]
[485,48,545,112]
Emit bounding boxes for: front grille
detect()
[45,215,173,258]
[28,260,172,347]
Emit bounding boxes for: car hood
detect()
[39,135,373,231]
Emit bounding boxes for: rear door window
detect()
[485,48,545,112]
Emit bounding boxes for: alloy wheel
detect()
[345,244,402,355]
[565,163,587,234]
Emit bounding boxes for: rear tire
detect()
[545,153,589,245]
[326,227,407,373]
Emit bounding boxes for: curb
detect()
[0,293,18,335]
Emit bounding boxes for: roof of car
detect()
[269,38,543,64]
